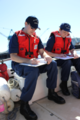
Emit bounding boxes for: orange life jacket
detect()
[16,30,39,59]
[51,31,72,54]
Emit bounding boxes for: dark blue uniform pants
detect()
[71,58,80,73]
[56,58,80,82]
[12,61,57,102]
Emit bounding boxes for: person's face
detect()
[25,22,36,35]
[59,29,69,38]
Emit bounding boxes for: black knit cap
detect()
[26,16,40,30]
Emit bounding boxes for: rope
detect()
[7,106,20,120]
[0,97,20,120]
[8,78,20,89]
[0,78,20,120]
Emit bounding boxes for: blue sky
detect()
[0,0,80,52]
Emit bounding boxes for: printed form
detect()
[20,58,47,67]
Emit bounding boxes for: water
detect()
[76,50,80,54]
[4,60,11,68]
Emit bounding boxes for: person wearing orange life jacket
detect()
[9,16,65,120]
[45,23,80,96]
[16,30,39,59]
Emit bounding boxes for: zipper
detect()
[27,36,33,57]
[63,38,65,50]
[28,37,31,57]
[61,38,65,53]
[29,37,30,53]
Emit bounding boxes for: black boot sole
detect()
[48,96,65,104]
[20,111,37,120]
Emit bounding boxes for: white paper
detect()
[55,53,80,60]
[55,56,74,60]
[20,58,47,67]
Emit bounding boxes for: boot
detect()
[20,100,37,120]
[48,89,65,104]
[60,81,70,96]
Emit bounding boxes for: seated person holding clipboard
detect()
[45,23,80,96]
[9,16,65,120]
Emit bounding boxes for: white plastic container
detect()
[0,77,10,102]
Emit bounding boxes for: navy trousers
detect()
[12,60,57,102]
[71,58,80,73]
[56,58,80,82]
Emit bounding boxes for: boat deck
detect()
[13,87,80,120]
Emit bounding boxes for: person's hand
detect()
[44,56,52,64]
[30,58,39,64]
[73,54,79,59]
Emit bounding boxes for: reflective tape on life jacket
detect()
[50,31,72,54]
[16,30,39,59]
